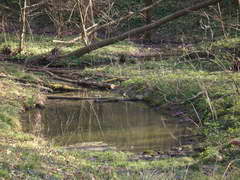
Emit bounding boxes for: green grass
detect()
[82,37,240,163]
[0,1,239,178]
[0,62,48,130]
[1,51,240,179]
[0,61,197,179]
[0,33,138,66]
[0,14,240,178]
[0,130,237,180]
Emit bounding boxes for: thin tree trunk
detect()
[234,0,240,6]
[1,16,7,42]
[29,0,223,64]
[53,0,162,44]
[144,0,153,40]
[77,0,89,45]
[88,0,96,42]
[19,0,27,53]
[60,0,222,59]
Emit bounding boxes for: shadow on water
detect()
[21,94,193,152]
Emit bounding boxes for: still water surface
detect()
[22,95,191,152]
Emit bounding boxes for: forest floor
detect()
[1,33,240,179]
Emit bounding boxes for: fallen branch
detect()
[177,91,204,105]
[47,96,142,102]
[0,74,52,92]
[103,78,122,83]
[17,83,53,92]
[47,82,86,93]
[0,4,18,14]
[52,74,117,90]
[38,68,128,82]
[0,74,44,85]
[27,68,118,90]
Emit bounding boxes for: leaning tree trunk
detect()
[28,0,224,64]
[60,0,223,59]
[53,0,162,44]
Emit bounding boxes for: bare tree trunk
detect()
[76,0,96,45]
[28,0,223,64]
[144,0,153,40]
[77,0,89,45]
[88,0,96,42]
[234,0,240,6]
[53,0,162,44]
[1,16,7,42]
[60,0,223,59]
[19,0,27,53]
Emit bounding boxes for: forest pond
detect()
[21,92,193,152]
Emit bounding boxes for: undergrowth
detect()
[0,62,232,179]
[86,36,240,166]
[0,2,240,177]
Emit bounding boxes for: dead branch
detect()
[53,0,163,44]
[27,68,118,90]
[27,0,223,64]
[0,4,18,14]
[47,95,142,102]
[59,0,223,58]
[0,74,48,91]
[177,91,204,105]
[40,68,128,82]
[17,83,53,92]
[26,0,48,10]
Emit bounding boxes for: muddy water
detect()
[22,93,192,152]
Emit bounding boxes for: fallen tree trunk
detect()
[27,0,223,64]
[51,76,117,90]
[27,68,118,90]
[38,68,128,82]
[59,0,222,59]
[47,96,142,102]
[0,72,84,93]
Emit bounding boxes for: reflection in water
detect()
[24,109,43,137]
[22,100,191,152]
